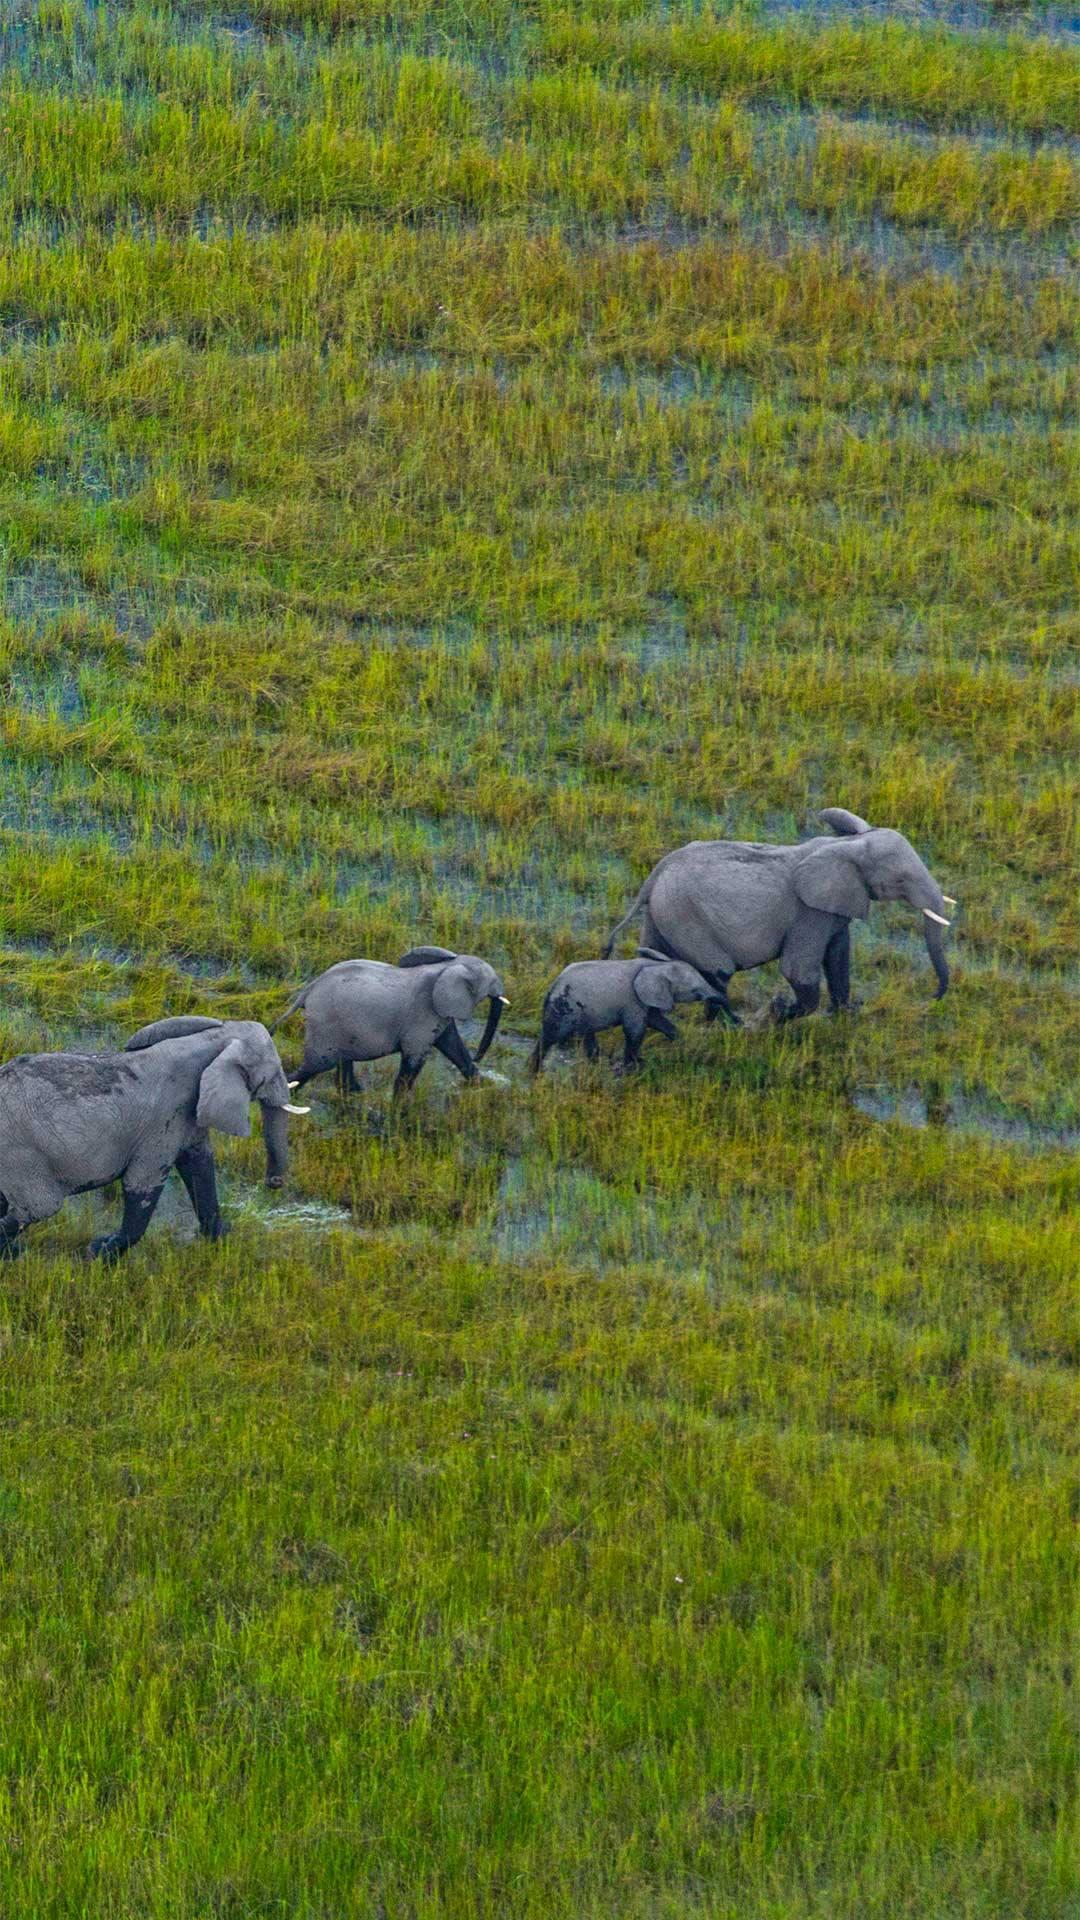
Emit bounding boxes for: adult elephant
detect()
[602,808,955,1021]
[124,1015,298,1188]
[0,1021,308,1260]
[272,946,508,1098]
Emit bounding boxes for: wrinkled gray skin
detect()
[531,951,717,1073]
[273,946,508,1100]
[0,1021,299,1261]
[125,1015,294,1189]
[602,808,952,1021]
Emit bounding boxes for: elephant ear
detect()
[819,807,872,837]
[125,1015,223,1052]
[635,947,670,963]
[432,959,480,1021]
[196,1040,252,1137]
[397,945,457,969]
[633,964,676,1012]
[794,843,872,920]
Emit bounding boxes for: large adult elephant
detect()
[124,1015,298,1188]
[602,808,955,1021]
[0,1020,307,1260]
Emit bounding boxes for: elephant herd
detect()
[0,809,953,1260]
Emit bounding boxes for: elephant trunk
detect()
[473,994,506,1062]
[258,1099,290,1187]
[897,858,952,1001]
[922,911,949,1000]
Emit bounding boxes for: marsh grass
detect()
[0,2,1077,1914]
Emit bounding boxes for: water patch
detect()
[58,1168,353,1251]
[39,448,151,507]
[1,559,96,631]
[225,1178,354,1235]
[853,1083,1080,1149]
[0,556,162,644]
[733,204,1079,284]
[760,0,1080,45]
[490,1154,725,1277]
[750,90,1080,160]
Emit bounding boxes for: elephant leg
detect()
[778,908,837,1021]
[175,1143,227,1240]
[824,924,851,1011]
[582,1030,600,1060]
[336,1059,359,1095]
[645,1010,678,1042]
[88,1179,166,1262]
[393,1053,428,1099]
[776,982,821,1023]
[433,1021,478,1083]
[289,1055,336,1093]
[702,973,740,1026]
[0,1211,25,1260]
[620,1014,648,1069]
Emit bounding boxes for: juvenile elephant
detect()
[0,1021,307,1260]
[531,950,717,1073]
[125,1015,296,1188]
[603,807,955,1021]
[272,946,508,1097]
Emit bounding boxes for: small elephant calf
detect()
[530,950,716,1073]
[272,946,509,1098]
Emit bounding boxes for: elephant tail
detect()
[528,1037,543,1075]
[601,874,655,959]
[267,980,314,1034]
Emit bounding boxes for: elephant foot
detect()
[265,1174,285,1190]
[199,1216,230,1240]
[776,993,820,1025]
[828,998,860,1016]
[87,1235,128,1263]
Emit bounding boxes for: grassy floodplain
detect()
[0,0,1078,1912]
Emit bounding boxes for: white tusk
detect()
[287,1079,300,1088]
[942,896,957,907]
[282,1102,310,1115]
[498,996,510,1005]
[923,908,950,927]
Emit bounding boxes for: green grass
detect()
[0,2,1077,1914]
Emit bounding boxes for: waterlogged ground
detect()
[0,2,1077,1915]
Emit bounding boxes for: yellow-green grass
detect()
[544,11,1080,137]
[3,53,1080,237]
[0,3,1077,1914]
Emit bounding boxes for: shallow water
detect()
[760,0,1080,41]
[853,1083,1080,1148]
[60,1169,354,1249]
[489,1153,726,1278]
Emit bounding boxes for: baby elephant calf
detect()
[531,950,716,1074]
